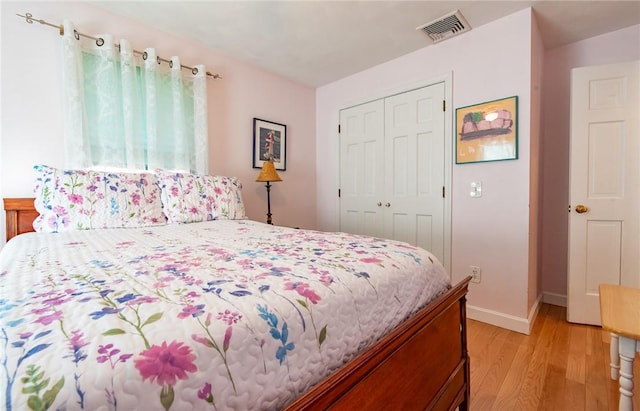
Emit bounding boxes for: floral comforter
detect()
[0,220,449,410]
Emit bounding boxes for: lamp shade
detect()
[255,161,282,182]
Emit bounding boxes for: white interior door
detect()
[339,99,385,238]
[567,60,640,325]
[384,83,446,261]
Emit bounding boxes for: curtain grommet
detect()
[96,37,104,47]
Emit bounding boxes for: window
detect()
[61,25,208,173]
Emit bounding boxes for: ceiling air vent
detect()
[416,10,471,43]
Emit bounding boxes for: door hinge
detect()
[442,100,446,112]
[338,188,341,198]
[338,124,341,133]
[442,186,445,198]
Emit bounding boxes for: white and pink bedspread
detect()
[0,220,449,410]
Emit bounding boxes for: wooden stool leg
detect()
[618,336,635,411]
[611,333,620,380]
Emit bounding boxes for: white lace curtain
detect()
[61,20,208,173]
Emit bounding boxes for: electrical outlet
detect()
[470,266,481,283]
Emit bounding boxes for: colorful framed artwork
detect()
[253,118,287,171]
[455,96,518,164]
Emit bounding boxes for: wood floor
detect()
[467,303,640,410]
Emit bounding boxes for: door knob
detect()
[377,202,382,207]
[575,204,589,213]
[385,203,391,207]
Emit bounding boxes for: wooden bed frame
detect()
[4,197,38,241]
[3,197,471,411]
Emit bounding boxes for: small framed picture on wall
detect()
[253,118,287,171]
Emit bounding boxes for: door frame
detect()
[336,72,453,274]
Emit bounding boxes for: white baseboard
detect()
[467,295,542,335]
[542,292,567,307]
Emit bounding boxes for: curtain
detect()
[61,20,208,173]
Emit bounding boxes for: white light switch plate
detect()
[470,181,482,197]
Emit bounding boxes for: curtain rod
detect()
[17,12,222,79]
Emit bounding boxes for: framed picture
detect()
[455,96,518,164]
[253,118,287,170]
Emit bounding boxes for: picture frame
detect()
[253,118,287,170]
[455,96,518,164]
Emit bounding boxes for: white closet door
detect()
[339,99,385,238]
[384,83,446,261]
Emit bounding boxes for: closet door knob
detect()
[377,202,382,207]
[385,203,391,207]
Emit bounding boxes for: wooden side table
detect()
[599,284,640,411]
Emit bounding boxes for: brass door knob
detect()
[575,204,589,213]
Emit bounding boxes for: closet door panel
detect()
[416,215,434,252]
[390,213,410,244]
[385,84,445,260]
[392,134,410,196]
[339,99,385,238]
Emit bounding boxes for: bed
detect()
[1,167,470,411]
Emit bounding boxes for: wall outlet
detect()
[470,265,481,283]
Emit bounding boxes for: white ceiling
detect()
[94,1,640,87]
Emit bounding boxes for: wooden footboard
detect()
[4,198,37,241]
[3,197,471,410]
[286,276,471,411]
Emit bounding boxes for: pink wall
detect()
[317,9,537,328]
[540,24,640,300]
[0,1,317,247]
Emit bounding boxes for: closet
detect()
[339,82,447,262]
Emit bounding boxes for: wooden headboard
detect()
[4,198,38,241]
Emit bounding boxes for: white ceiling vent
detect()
[416,10,471,43]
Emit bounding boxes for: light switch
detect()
[470,181,482,197]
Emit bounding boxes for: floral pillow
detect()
[33,165,166,233]
[156,170,247,223]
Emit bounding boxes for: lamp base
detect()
[265,181,273,225]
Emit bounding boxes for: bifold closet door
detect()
[339,82,446,262]
[339,99,385,239]
[384,83,445,259]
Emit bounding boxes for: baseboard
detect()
[467,295,542,335]
[542,292,567,307]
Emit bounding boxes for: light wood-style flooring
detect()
[467,303,640,410]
